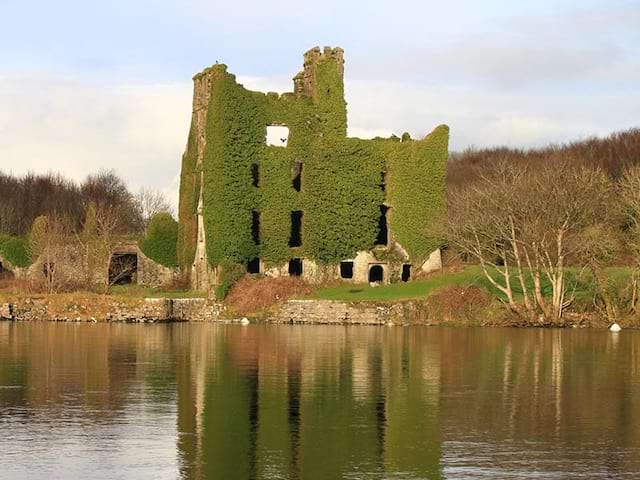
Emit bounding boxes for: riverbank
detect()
[1,266,639,328]
[0,291,634,329]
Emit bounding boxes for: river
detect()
[0,323,639,479]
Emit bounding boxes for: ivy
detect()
[177,124,200,269]
[178,48,449,287]
[140,213,179,267]
[386,125,450,262]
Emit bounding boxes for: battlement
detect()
[294,46,344,97]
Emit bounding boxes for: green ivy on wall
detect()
[177,48,449,288]
[177,124,200,270]
[140,213,179,267]
[386,125,450,262]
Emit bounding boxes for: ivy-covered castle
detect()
[178,46,449,295]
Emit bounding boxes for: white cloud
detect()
[0,72,192,209]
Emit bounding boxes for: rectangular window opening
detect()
[292,161,303,192]
[266,125,289,147]
[288,258,303,276]
[402,264,411,282]
[251,163,259,187]
[340,261,354,279]
[289,211,303,247]
[247,258,261,274]
[252,210,260,245]
[375,205,389,246]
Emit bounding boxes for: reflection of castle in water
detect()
[2,324,640,478]
[174,326,443,480]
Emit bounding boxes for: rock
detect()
[610,323,622,332]
[0,303,12,320]
[421,249,442,274]
[240,317,250,325]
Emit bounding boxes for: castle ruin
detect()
[178,47,449,295]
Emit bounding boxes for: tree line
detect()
[444,128,640,325]
[0,169,173,236]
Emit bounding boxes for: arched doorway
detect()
[368,265,384,283]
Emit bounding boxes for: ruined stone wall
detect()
[177,46,448,295]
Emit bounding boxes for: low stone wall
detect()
[270,300,392,325]
[0,297,224,323]
[2,297,426,325]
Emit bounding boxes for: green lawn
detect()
[311,267,484,301]
[310,266,634,303]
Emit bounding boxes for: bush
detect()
[225,275,314,316]
[140,213,178,267]
[0,235,30,268]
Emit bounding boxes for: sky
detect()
[1,0,638,208]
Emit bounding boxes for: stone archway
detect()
[368,264,384,283]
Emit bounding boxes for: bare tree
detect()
[447,163,615,323]
[135,188,174,233]
[619,166,640,312]
[28,215,75,293]
[77,203,127,287]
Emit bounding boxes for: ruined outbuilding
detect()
[178,47,449,294]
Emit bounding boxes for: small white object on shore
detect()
[609,323,622,332]
[240,317,250,325]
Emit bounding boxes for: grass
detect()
[108,285,207,299]
[310,265,635,303]
[311,267,483,301]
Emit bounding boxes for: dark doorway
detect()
[369,265,384,283]
[292,161,303,192]
[375,205,389,246]
[289,211,303,247]
[109,253,138,285]
[288,258,303,276]
[252,210,260,245]
[251,163,259,187]
[247,257,261,274]
[0,261,13,279]
[340,261,354,279]
[402,264,411,282]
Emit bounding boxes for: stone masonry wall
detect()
[0,298,223,323]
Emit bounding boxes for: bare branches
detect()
[447,162,617,323]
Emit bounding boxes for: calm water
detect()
[0,324,639,480]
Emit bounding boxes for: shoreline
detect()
[0,294,632,329]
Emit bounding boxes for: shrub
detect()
[140,213,178,267]
[225,275,314,316]
[0,235,30,268]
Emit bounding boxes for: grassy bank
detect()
[311,266,634,304]
[311,267,483,301]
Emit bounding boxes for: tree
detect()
[135,188,174,234]
[77,203,127,286]
[619,166,640,312]
[28,215,74,293]
[447,162,615,323]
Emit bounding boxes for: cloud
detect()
[0,72,192,209]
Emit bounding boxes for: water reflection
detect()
[0,323,639,479]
